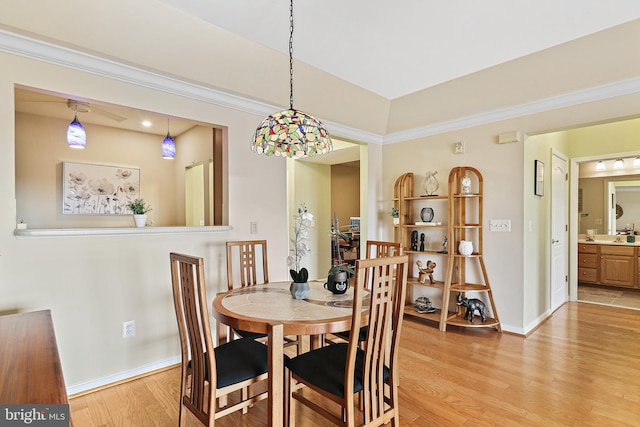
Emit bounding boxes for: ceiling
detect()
[158,0,640,99]
[14,87,199,137]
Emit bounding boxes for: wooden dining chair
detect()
[285,254,409,427]
[170,252,269,426]
[328,240,402,345]
[225,240,301,354]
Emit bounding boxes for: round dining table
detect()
[212,280,366,427]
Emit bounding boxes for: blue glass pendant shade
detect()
[67,114,86,149]
[162,132,176,159]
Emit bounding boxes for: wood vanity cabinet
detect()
[599,245,636,288]
[577,244,598,284]
[578,243,638,288]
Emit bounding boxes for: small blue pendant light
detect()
[67,113,86,149]
[162,119,176,159]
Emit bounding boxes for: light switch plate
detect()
[490,219,511,232]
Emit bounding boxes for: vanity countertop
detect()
[578,237,640,247]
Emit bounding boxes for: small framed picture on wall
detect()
[534,160,544,196]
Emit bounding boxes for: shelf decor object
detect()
[251,0,332,158]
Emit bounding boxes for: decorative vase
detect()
[420,207,434,222]
[423,171,439,196]
[458,240,473,256]
[393,217,400,225]
[290,281,310,299]
[133,214,147,228]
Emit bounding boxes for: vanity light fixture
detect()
[614,159,624,169]
[595,161,605,171]
[162,119,176,159]
[251,0,332,158]
[634,157,640,167]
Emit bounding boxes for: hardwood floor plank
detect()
[70,302,640,426]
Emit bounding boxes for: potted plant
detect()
[326,218,356,294]
[288,204,314,299]
[390,207,400,225]
[126,198,152,228]
[325,263,355,295]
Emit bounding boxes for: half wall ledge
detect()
[14,225,233,238]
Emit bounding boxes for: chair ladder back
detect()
[170,253,216,427]
[354,255,408,425]
[365,240,402,259]
[226,240,269,290]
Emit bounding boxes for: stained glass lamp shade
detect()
[162,132,176,159]
[252,109,332,158]
[67,114,86,149]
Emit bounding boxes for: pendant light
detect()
[595,161,605,171]
[614,158,624,169]
[67,101,87,149]
[162,119,176,159]
[251,0,332,158]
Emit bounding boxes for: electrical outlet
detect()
[490,219,511,232]
[250,221,258,234]
[123,320,136,338]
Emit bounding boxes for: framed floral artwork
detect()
[62,162,140,215]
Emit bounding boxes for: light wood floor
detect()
[69,302,640,426]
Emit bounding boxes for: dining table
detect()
[212,279,367,427]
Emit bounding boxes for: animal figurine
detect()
[456,292,487,323]
[416,260,436,284]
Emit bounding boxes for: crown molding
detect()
[1,28,637,147]
[383,76,640,144]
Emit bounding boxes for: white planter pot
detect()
[393,217,400,225]
[133,214,147,228]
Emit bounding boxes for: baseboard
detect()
[67,356,181,397]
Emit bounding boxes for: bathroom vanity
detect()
[578,238,640,289]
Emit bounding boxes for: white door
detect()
[551,151,569,311]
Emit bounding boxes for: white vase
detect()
[133,214,147,228]
[458,240,473,256]
[393,217,400,225]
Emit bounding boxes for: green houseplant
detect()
[126,198,151,227]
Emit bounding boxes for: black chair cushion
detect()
[233,328,268,340]
[334,326,368,342]
[214,337,270,388]
[285,343,389,398]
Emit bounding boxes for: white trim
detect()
[2,28,639,146]
[66,356,181,396]
[14,225,232,238]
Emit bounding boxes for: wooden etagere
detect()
[393,167,501,332]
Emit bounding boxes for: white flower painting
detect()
[62,162,140,215]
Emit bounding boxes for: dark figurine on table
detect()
[419,233,425,251]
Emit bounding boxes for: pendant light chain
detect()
[250,0,332,158]
[289,0,294,110]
